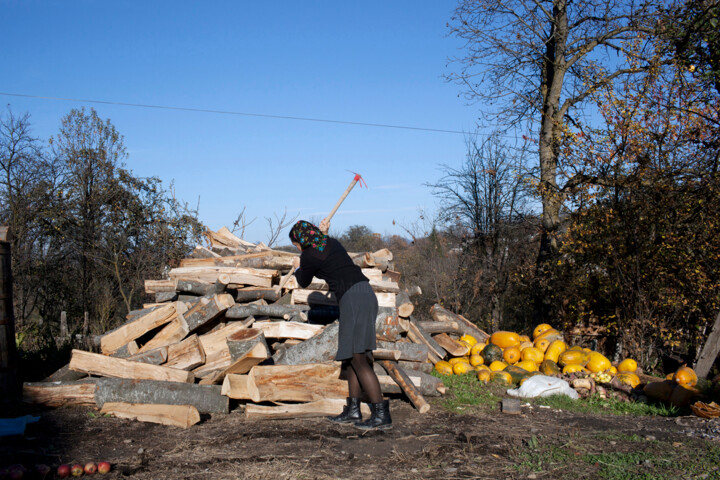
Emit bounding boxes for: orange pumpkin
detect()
[617,358,638,373]
[490,331,522,349]
[533,323,553,339]
[586,352,611,373]
[673,366,698,387]
[503,346,521,365]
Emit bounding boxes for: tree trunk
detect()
[0,227,19,403]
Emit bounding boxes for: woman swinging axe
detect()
[290,218,392,430]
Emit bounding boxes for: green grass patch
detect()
[532,393,679,416]
[433,372,502,412]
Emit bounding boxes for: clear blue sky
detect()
[1,1,482,244]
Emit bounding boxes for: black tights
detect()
[344,353,383,404]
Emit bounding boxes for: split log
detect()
[165,334,206,371]
[100,402,200,429]
[291,289,395,308]
[136,315,189,354]
[379,360,430,413]
[110,341,140,358]
[183,294,235,332]
[371,248,393,272]
[231,287,281,303]
[221,363,347,402]
[252,320,323,340]
[227,328,268,360]
[100,303,179,354]
[176,279,226,296]
[181,251,295,270]
[144,279,175,294]
[189,245,221,259]
[205,226,255,249]
[429,304,490,342]
[201,329,271,383]
[94,378,228,414]
[376,341,429,362]
[244,398,372,420]
[22,380,97,407]
[69,349,194,383]
[169,266,276,287]
[395,291,414,318]
[225,304,309,320]
[416,320,462,335]
[384,269,402,283]
[432,333,470,357]
[403,319,445,359]
[405,285,422,297]
[192,322,248,378]
[126,347,168,365]
[371,349,402,361]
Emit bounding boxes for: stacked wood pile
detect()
[22,227,488,428]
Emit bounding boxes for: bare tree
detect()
[428,133,535,329]
[265,208,298,248]
[231,206,256,239]
[448,0,664,268]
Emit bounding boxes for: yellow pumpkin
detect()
[544,340,567,363]
[534,337,551,353]
[470,342,487,356]
[617,372,641,388]
[558,350,590,367]
[489,331,522,349]
[521,347,544,364]
[469,354,484,367]
[503,346,521,365]
[460,334,478,347]
[535,328,563,343]
[475,364,491,373]
[586,352,612,373]
[518,334,531,343]
[452,361,474,375]
[515,360,539,372]
[448,357,469,365]
[673,366,698,387]
[434,361,453,376]
[617,358,638,373]
[562,364,590,375]
[607,366,618,375]
[533,323,553,339]
[519,341,534,351]
[489,360,509,372]
[477,369,491,383]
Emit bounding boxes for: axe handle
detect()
[327,176,360,221]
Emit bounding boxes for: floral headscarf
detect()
[289,220,328,252]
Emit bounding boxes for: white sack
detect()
[506,375,579,399]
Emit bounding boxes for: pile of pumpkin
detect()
[434,323,703,408]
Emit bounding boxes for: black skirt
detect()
[335,281,378,360]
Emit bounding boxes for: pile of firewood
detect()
[22,227,488,428]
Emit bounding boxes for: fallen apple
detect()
[97,462,111,475]
[57,464,71,478]
[71,464,84,477]
[7,464,26,480]
[84,463,97,475]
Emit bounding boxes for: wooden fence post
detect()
[0,226,19,403]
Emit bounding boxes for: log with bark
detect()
[378,360,430,412]
[252,320,322,340]
[94,378,228,414]
[225,304,309,320]
[432,333,470,357]
[376,341,429,362]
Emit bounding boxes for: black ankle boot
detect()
[354,400,392,430]
[328,397,362,424]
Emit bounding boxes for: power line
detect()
[0,91,473,135]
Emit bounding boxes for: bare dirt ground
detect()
[3,395,720,480]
